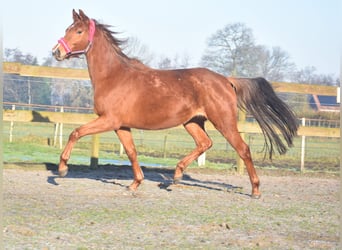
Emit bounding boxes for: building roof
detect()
[309,95,340,112]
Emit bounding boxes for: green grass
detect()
[3,140,236,172]
[2,120,340,173]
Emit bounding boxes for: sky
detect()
[3,0,341,76]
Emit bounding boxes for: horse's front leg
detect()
[58,116,116,177]
[58,129,78,177]
[115,128,144,191]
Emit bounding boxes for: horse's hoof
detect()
[128,180,142,192]
[251,193,261,199]
[173,177,182,185]
[127,185,136,192]
[58,168,68,177]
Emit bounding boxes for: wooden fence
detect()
[2,108,340,138]
[3,62,340,172]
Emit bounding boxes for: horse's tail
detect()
[228,77,298,159]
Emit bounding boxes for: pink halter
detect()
[58,19,96,56]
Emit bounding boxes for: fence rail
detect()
[4,62,339,96]
[2,108,340,138]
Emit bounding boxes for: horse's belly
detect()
[126,112,188,130]
[124,104,202,130]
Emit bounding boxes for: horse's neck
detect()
[85,36,129,83]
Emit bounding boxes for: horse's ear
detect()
[78,9,89,21]
[72,9,80,21]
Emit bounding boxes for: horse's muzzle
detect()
[52,45,64,61]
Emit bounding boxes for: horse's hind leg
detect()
[213,118,261,198]
[115,128,144,191]
[174,117,212,182]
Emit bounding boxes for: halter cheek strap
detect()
[58,19,96,57]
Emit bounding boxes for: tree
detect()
[201,23,296,80]
[291,66,339,86]
[156,54,191,69]
[4,48,38,65]
[157,57,172,69]
[254,46,296,81]
[123,36,155,65]
[201,23,256,76]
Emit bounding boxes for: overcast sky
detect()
[3,0,341,76]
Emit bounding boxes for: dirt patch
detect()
[3,164,340,249]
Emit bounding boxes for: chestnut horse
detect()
[52,9,298,198]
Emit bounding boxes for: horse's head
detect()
[52,9,96,61]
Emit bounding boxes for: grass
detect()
[2,120,340,173]
[3,140,236,172]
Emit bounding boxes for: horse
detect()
[52,9,298,198]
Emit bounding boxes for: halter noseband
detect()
[57,19,96,57]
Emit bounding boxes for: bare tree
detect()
[255,46,296,81]
[200,23,256,76]
[172,54,191,69]
[156,54,191,69]
[4,48,38,65]
[157,57,172,69]
[291,66,339,86]
[123,36,155,65]
[201,23,296,80]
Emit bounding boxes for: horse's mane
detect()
[94,20,144,67]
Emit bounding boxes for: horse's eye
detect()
[77,30,83,34]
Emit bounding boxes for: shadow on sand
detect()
[44,163,249,197]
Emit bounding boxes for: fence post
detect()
[53,123,59,147]
[237,109,246,174]
[9,105,15,143]
[163,134,168,158]
[90,134,100,168]
[337,87,340,104]
[59,107,64,149]
[198,153,206,166]
[119,143,124,157]
[300,118,306,172]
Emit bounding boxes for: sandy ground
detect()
[3,164,340,249]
